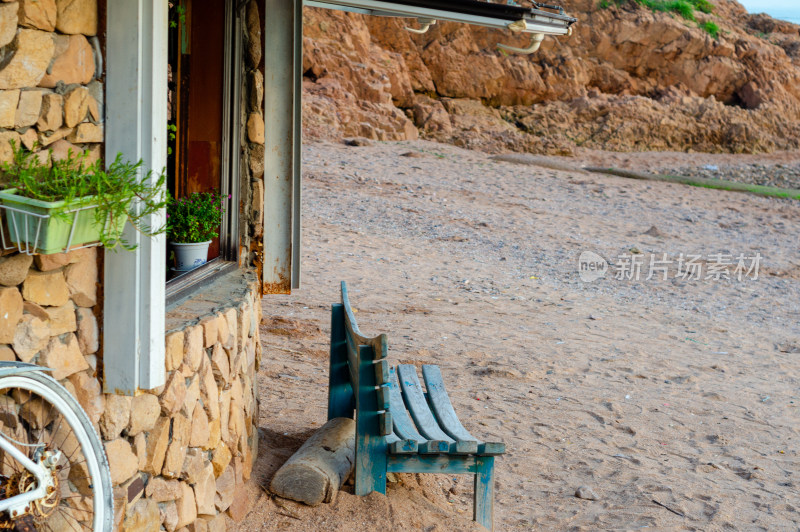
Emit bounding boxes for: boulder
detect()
[17,0,56,31]
[193,463,216,515]
[175,482,197,529]
[18,128,36,149]
[14,89,42,127]
[12,314,49,361]
[38,34,94,88]
[55,0,98,36]
[183,325,203,371]
[64,248,97,307]
[39,333,88,380]
[165,330,184,371]
[100,393,132,440]
[143,416,171,475]
[0,253,33,287]
[0,287,23,344]
[0,131,20,163]
[0,29,54,89]
[145,477,182,502]
[0,89,19,128]
[105,438,138,486]
[33,251,72,272]
[162,412,190,479]
[159,370,187,416]
[246,112,264,144]
[22,269,70,306]
[63,85,89,127]
[122,498,160,532]
[45,300,77,335]
[66,122,102,143]
[0,3,17,48]
[128,392,160,436]
[75,306,98,354]
[67,370,104,425]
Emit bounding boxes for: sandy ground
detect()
[235,140,800,531]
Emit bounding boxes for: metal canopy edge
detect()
[304,0,575,34]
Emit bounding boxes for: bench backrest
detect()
[328,281,393,442]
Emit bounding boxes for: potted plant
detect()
[166,191,228,271]
[0,142,166,254]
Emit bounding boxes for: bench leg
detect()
[473,456,495,531]
[354,435,388,496]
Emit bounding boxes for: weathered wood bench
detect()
[328,281,505,531]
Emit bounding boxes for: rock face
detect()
[302,1,800,154]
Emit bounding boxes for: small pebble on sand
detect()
[575,486,599,500]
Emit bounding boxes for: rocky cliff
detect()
[301,0,800,154]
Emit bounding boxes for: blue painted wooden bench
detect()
[328,281,505,531]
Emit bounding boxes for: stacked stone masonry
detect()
[241,0,265,266]
[1,1,267,527]
[0,0,103,165]
[0,248,263,530]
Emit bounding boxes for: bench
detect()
[328,281,505,531]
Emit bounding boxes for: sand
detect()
[235,140,800,531]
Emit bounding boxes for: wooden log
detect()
[269,417,355,506]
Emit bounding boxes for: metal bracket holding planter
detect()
[0,203,107,256]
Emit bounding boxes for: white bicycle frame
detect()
[0,435,56,517]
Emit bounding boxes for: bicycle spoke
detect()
[0,376,110,531]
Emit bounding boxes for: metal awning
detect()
[304,0,576,35]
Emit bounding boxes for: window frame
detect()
[164,0,243,303]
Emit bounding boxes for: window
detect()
[165,0,243,304]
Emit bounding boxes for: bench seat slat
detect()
[397,365,456,445]
[388,368,426,443]
[477,442,506,456]
[388,369,448,453]
[421,365,476,442]
[423,365,505,456]
[386,433,418,454]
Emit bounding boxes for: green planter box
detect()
[0,189,128,255]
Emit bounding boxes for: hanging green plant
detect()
[0,141,167,253]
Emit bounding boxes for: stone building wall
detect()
[240,0,265,270]
[0,0,103,166]
[119,273,262,531]
[0,247,262,531]
[1,1,267,530]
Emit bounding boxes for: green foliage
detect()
[701,20,720,38]
[0,142,167,250]
[693,0,713,13]
[167,123,177,156]
[169,3,185,29]
[601,0,714,21]
[166,191,228,243]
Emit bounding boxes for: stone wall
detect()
[0,247,261,531]
[1,2,266,529]
[240,0,265,270]
[119,273,262,531]
[0,0,103,166]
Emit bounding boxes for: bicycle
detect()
[0,361,113,531]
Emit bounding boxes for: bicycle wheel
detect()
[0,371,113,531]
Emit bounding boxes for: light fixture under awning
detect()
[303,0,576,36]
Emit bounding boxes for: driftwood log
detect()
[269,417,355,506]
